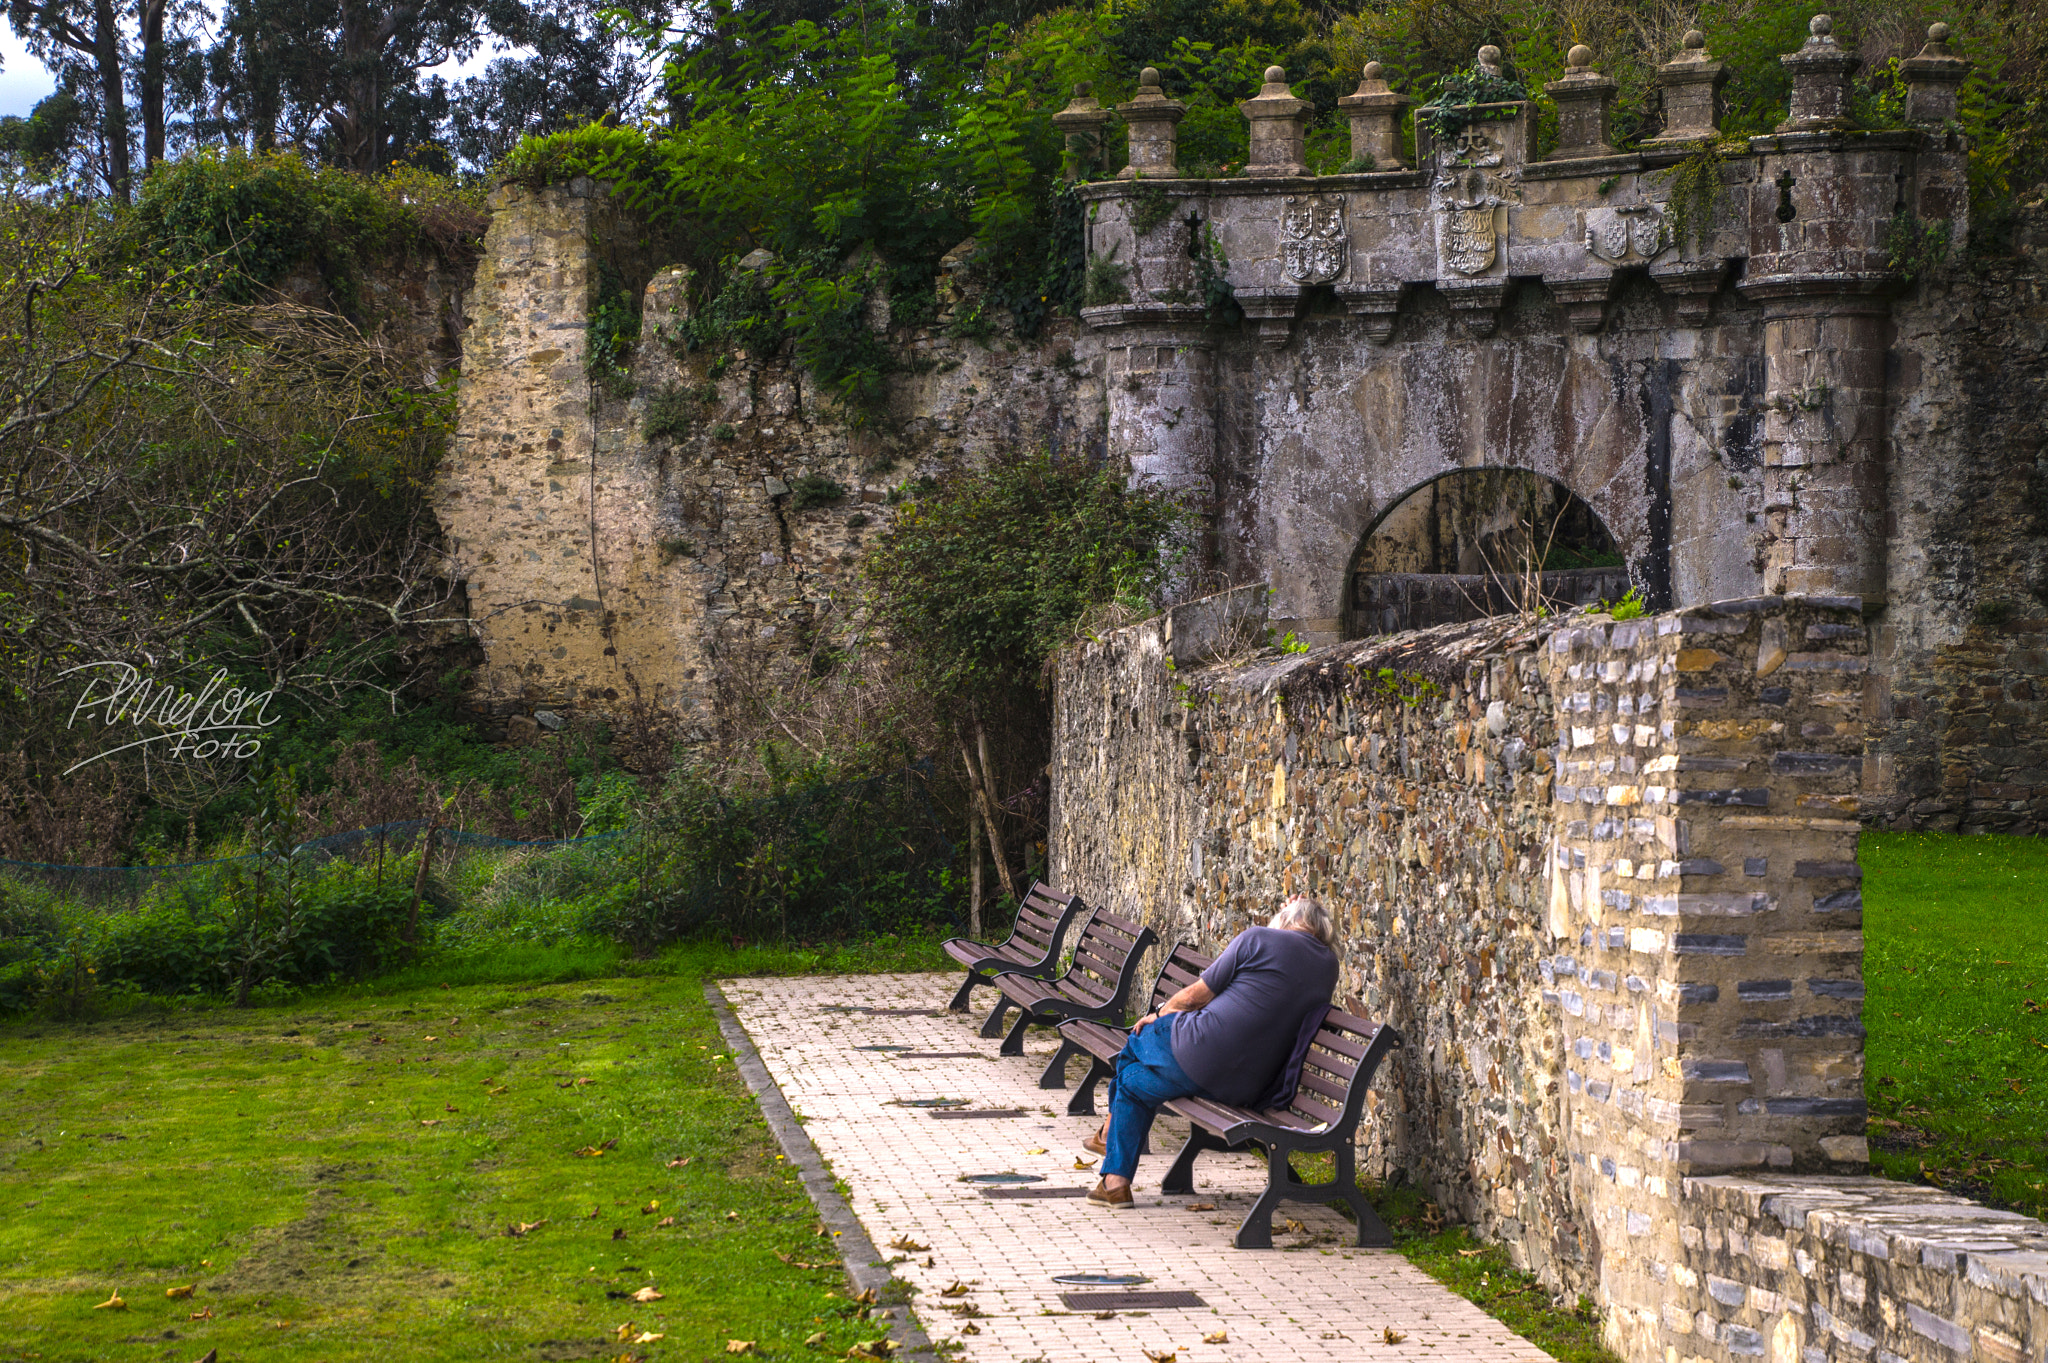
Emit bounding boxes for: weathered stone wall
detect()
[437,182,1107,736]
[1671,1177,2047,1363]
[1050,585,1892,1355]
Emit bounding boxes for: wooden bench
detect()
[941,881,1089,1015]
[1046,941,1215,1109]
[1156,1005,1403,1249]
[983,907,1158,1057]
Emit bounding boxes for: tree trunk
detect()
[90,0,131,202]
[967,804,983,941]
[140,0,167,170]
[958,722,1017,902]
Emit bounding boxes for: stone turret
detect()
[1117,68,1185,178]
[1336,62,1409,170]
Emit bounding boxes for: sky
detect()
[0,24,499,121]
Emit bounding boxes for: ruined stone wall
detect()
[437,182,1107,737]
[1868,204,2048,836]
[1051,586,1888,1355]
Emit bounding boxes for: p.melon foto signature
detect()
[62,663,284,774]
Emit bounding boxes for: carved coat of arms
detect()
[1281,194,1346,285]
[1583,205,1669,264]
[1434,167,1517,277]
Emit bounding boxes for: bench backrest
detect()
[1061,906,1154,1004]
[1147,942,1216,1016]
[1003,880,1085,958]
[1275,1005,1401,1129]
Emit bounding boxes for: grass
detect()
[1860,831,2048,1219]
[0,936,947,1363]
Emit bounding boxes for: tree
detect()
[861,449,1187,897]
[6,0,134,199]
[445,0,659,169]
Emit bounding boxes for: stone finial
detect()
[1901,21,1970,125]
[1776,13,1859,132]
[1117,67,1186,179]
[1052,80,1114,181]
[1239,64,1312,177]
[1544,42,1618,158]
[1646,28,1729,146]
[1336,60,1410,169]
[1476,44,1504,77]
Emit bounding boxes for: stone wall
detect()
[1672,1177,2046,1363]
[437,181,1107,737]
[1050,585,1916,1356]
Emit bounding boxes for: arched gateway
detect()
[1069,29,1969,644]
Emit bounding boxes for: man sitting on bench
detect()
[1083,895,1340,1209]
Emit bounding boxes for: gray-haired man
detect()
[1084,896,1340,1208]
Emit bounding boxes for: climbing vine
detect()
[1415,65,1530,140]
[1658,141,1737,254]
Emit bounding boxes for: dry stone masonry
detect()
[438,20,2046,832]
[1048,584,2045,1363]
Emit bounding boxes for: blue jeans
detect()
[1104,1012,1205,1181]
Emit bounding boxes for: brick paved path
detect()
[723,972,1553,1363]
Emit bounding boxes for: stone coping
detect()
[1685,1175,2048,1304]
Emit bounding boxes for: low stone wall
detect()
[1675,1177,2047,1363]
[1048,586,2048,1363]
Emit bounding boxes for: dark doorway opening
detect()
[1341,469,1629,639]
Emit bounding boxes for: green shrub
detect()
[791,475,849,510]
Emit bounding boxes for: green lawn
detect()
[1862,831,2048,1218]
[0,939,945,1363]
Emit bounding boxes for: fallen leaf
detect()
[806,1331,829,1346]
[1073,1157,1096,1169]
[1457,1248,1484,1257]
[667,1157,692,1168]
[420,1119,442,1127]
[587,1206,602,1219]
[445,1104,459,1113]
[728,1341,758,1354]
[940,1281,971,1298]
[1026,1147,1048,1155]
[634,1332,665,1345]
[423,1036,437,1042]
[1186,1203,1215,1212]
[616,1323,637,1341]
[631,1286,664,1303]
[506,1219,547,1237]
[488,1086,509,1095]
[1282,1218,1306,1234]
[1204,1331,1228,1344]
[1383,1328,1407,1344]
[601,1137,619,1150]
[612,1228,628,1241]
[641,1201,661,1214]
[188,1307,213,1321]
[93,1290,125,1310]
[1144,1350,1178,1362]
[656,1216,676,1228]
[853,1288,877,1306]
[577,1077,596,1086]
[961,1324,981,1335]
[847,1340,897,1360]
[165,1284,195,1299]
[886,1236,928,1252]
[726,1211,741,1222]
[575,1146,606,1157]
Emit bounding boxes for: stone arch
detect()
[1337,468,1630,640]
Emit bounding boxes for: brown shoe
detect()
[1087,1180,1132,1209]
[1083,1133,1106,1157]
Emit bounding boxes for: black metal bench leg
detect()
[1067,1058,1112,1116]
[999,1008,1034,1057]
[948,972,986,1013]
[1160,1124,1225,1196]
[1039,1038,1081,1090]
[1334,1147,1393,1248]
[1233,1174,1287,1251]
[979,997,1014,1039]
